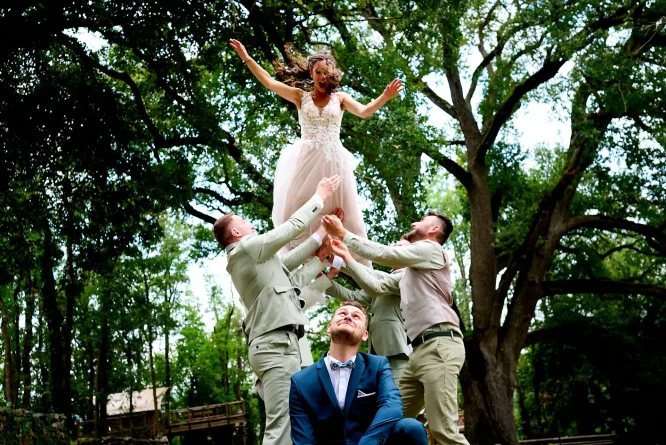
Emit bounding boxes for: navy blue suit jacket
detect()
[289,352,402,445]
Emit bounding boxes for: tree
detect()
[3,1,665,442]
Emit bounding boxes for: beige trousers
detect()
[248,330,301,445]
[388,356,409,387]
[399,332,469,445]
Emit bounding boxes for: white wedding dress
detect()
[272,91,368,249]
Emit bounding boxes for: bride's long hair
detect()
[274,46,342,94]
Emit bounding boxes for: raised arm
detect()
[230,39,303,107]
[242,176,340,263]
[290,257,325,289]
[327,281,373,307]
[338,79,404,118]
[330,241,402,296]
[346,262,402,297]
[320,213,445,269]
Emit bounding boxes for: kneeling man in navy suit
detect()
[290,301,428,445]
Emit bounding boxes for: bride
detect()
[230,39,404,253]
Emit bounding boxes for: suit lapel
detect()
[316,357,340,412]
[343,353,365,417]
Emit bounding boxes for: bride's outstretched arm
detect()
[339,79,404,118]
[230,39,303,107]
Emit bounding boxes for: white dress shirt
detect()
[324,353,357,409]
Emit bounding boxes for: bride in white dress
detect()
[230,40,404,253]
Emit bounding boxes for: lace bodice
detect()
[298,92,343,144]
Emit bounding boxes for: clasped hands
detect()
[313,210,353,272]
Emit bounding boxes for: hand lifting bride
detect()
[229,39,404,264]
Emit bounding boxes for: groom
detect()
[289,301,428,445]
[213,175,340,445]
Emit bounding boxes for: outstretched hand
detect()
[321,214,347,239]
[316,238,333,262]
[382,79,404,101]
[316,175,342,201]
[327,268,340,280]
[332,207,345,222]
[330,239,353,263]
[229,39,251,62]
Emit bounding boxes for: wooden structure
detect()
[519,434,616,444]
[77,390,247,441]
[167,401,247,434]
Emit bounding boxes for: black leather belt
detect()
[276,324,305,339]
[411,330,462,348]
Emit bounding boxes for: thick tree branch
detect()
[542,279,666,301]
[468,0,503,103]
[467,39,505,104]
[477,6,631,161]
[423,148,473,190]
[421,85,457,119]
[58,34,163,151]
[565,215,666,255]
[194,186,271,208]
[182,203,216,225]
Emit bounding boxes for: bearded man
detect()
[323,211,469,445]
[289,301,428,445]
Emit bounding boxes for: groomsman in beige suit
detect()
[323,211,469,445]
[322,240,411,384]
[213,175,340,445]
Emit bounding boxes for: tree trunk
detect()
[222,306,234,394]
[143,270,160,426]
[164,279,171,416]
[0,292,15,406]
[95,296,110,438]
[11,279,21,408]
[460,340,518,444]
[37,309,49,410]
[21,278,36,409]
[63,231,80,431]
[40,219,63,413]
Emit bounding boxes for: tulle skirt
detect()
[272,138,368,250]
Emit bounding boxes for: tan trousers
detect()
[399,331,469,445]
[388,356,409,387]
[249,330,301,445]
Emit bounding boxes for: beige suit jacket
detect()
[226,194,325,344]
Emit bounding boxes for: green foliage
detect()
[0,411,67,445]
[2,0,666,443]
[516,294,666,442]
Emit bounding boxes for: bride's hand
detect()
[382,79,404,100]
[332,207,345,222]
[230,39,251,62]
[316,175,342,201]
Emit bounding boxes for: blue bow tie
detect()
[330,359,355,371]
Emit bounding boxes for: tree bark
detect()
[460,341,517,444]
[143,270,160,426]
[40,218,63,413]
[95,292,110,438]
[0,291,15,406]
[11,279,21,408]
[21,277,36,409]
[63,232,80,430]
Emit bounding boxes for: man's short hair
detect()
[213,212,236,248]
[336,300,369,328]
[427,211,453,245]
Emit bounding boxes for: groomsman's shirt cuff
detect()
[311,232,323,246]
[332,256,346,270]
